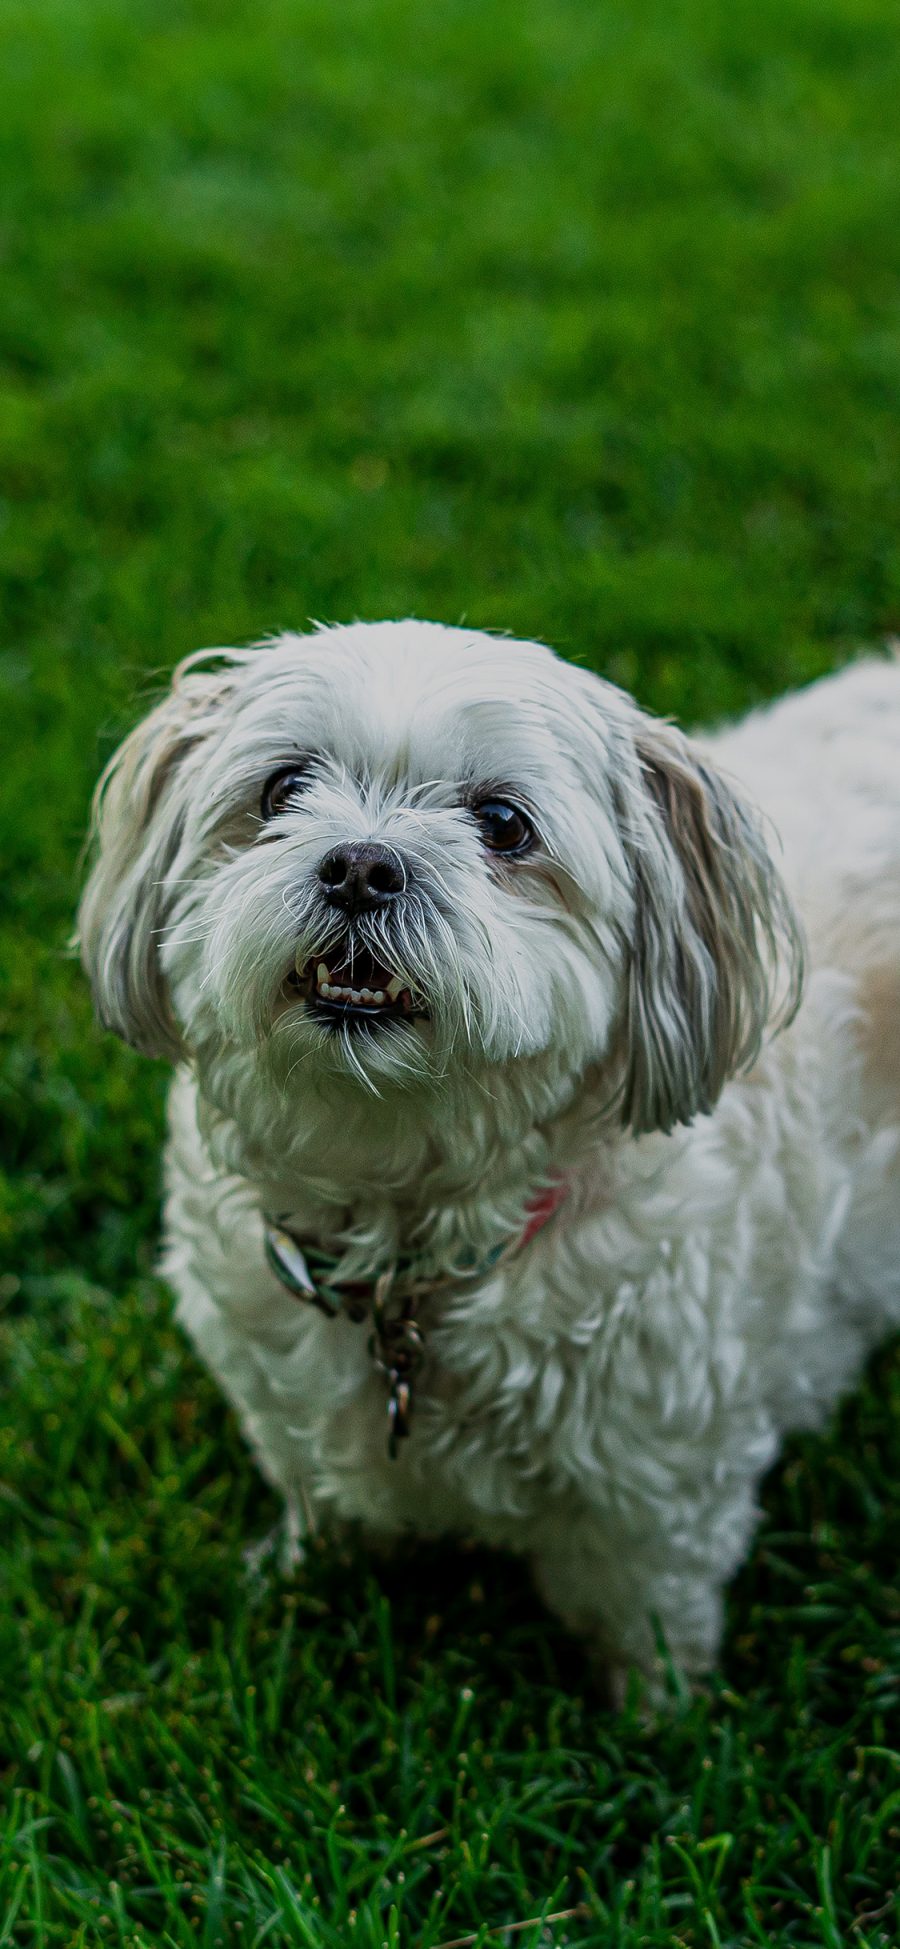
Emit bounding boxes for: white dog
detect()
[78,623,900,1692]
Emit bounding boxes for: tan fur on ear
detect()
[77,658,235,1057]
[618,720,804,1136]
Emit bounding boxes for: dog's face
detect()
[79,622,801,1134]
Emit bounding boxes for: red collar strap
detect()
[518,1176,570,1249]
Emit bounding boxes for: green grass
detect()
[1,0,899,1941]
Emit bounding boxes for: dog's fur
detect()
[78,623,900,1689]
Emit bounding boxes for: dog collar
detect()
[263,1178,568,1458]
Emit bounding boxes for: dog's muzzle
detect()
[283,842,427,1030]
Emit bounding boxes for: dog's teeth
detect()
[311,969,402,1010]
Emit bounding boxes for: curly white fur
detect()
[78,623,900,1690]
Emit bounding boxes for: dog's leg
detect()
[167,1240,329,1565]
[530,1511,747,1705]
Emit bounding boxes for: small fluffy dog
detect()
[78,623,900,1692]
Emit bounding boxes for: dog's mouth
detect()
[286,946,428,1030]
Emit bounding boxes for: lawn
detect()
[1,0,899,1942]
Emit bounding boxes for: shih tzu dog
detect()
[78,622,900,1693]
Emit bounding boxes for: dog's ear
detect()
[616,717,803,1136]
[77,657,234,1059]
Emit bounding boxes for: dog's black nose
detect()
[317,842,405,913]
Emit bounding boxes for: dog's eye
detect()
[261,765,310,819]
[473,800,534,855]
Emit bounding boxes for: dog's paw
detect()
[242,1498,306,1583]
[602,1653,712,1718]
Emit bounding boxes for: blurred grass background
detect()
[1,0,899,1943]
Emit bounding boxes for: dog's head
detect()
[78,622,802,1134]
